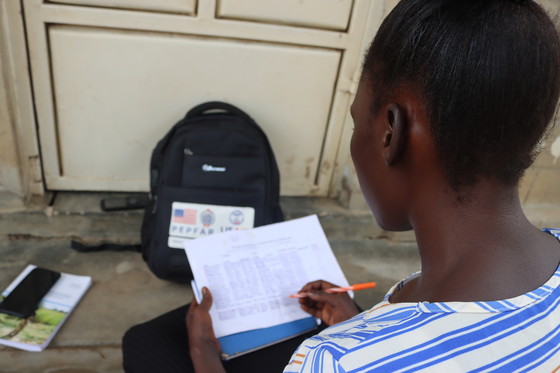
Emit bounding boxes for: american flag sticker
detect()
[172,208,197,225]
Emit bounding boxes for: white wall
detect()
[0,0,43,203]
[0,3,23,196]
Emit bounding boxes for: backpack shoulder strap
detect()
[70,240,141,253]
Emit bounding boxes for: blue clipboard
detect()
[219,316,318,360]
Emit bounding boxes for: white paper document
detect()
[184,215,350,338]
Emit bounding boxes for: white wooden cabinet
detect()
[217,0,354,30]
[23,0,382,195]
[49,0,197,14]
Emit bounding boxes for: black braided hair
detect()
[363,0,560,191]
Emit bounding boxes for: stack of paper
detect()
[186,215,350,359]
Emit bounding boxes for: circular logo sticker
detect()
[200,209,215,227]
[229,210,245,225]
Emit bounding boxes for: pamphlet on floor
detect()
[0,265,92,352]
[185,215,350,359]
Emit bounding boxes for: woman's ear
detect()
[383,103,406,166]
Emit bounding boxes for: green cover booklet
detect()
[0,265,92,352]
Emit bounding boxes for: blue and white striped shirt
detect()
[284,228,560,372]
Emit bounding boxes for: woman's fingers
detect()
[300,280,339,293]
[302,290,359,326]
[199,287,213,311]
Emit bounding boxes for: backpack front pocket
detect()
[182,155,266,191]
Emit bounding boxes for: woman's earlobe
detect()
[384,104,405,166]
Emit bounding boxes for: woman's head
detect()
[361,0,560,191]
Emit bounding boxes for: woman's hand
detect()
[298,280,360,326]
[186,287,225,373]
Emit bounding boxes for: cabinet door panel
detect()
[48,0,196,14]
[47,26,341,194]
[218,0,354,31]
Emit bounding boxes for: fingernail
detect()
[202,287,208,295]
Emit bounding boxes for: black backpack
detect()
[140,102,284,282]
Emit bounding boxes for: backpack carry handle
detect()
[185,101,252,121]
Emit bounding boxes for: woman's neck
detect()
[391,182,560,303]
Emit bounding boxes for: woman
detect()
[124,0,560,371]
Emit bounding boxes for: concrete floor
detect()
[0,193,423,373]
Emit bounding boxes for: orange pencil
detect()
[289,282,376,298]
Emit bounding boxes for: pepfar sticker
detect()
[168,202,255,248]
